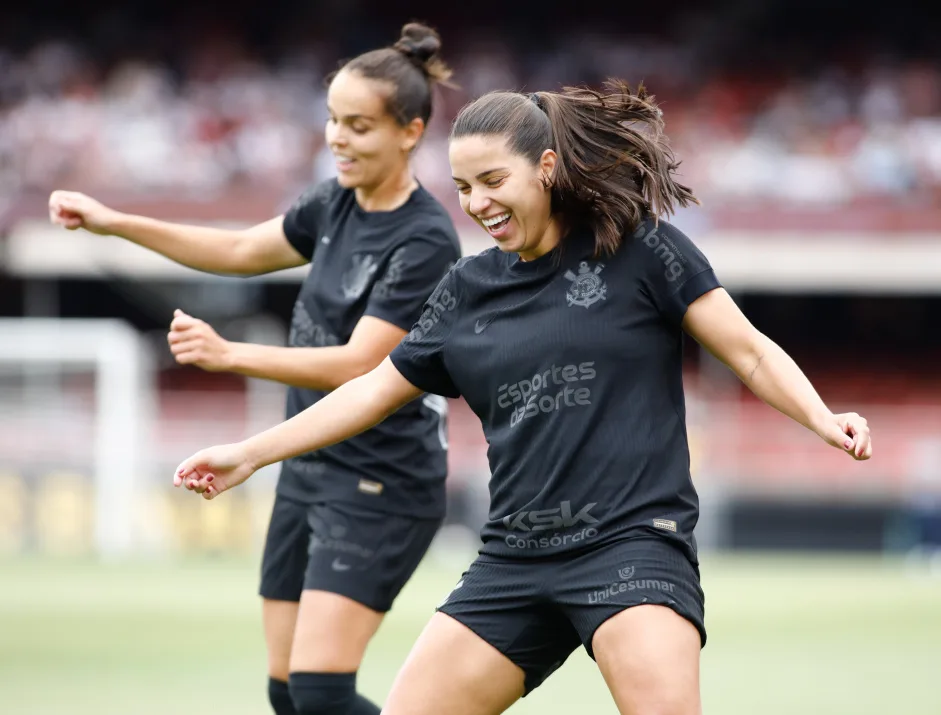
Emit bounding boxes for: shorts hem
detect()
[259,584,392,612]
[258,588,301,603]
[582,598,707,660]
[305,586,393,613]
[274,486,446,521]
[435,606,540,695]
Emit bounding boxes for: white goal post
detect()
[0,319,154,559]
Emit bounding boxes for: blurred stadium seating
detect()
[1,3,939,209]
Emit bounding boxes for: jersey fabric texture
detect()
[390,217,721,561]
[279,179,461,519]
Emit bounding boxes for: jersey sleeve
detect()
[281,181,335,261]
[632,219,721,326]
[389,263,463,399]
[364,230,460,332]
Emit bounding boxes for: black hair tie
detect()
[529,92,544,111]
[397,37,437,65]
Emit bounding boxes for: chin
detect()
[491,237,522,254]
[336,173,359,189]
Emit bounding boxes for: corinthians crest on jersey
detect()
[564,261,607,308]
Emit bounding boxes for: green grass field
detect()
[1,551,939,714]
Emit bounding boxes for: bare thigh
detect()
[263,591,385,679]
[289,589,386,673]
[263,598,299,681]
[382,612,526,715]
[592,604,702,715]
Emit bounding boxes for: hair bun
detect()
[391,22,454,86]
[394,23,442,67]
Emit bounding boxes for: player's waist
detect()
[479,519,693,559]
[275,474,447,519]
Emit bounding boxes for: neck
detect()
[354,166,418,212]
[518,216,564,262]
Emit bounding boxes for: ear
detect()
[539,149,558,188]
[401,117,426,153]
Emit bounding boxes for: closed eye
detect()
[327,115,372,134]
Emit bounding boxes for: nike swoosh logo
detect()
[474,319,492,334]
[331,557,351,571]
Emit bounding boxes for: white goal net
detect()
[0,319,154,559]
[0,317,284,561]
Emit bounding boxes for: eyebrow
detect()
[326,107,376,122]
[452,168,509,183]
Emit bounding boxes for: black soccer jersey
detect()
[390,217,721,560]
[279,179,461,518]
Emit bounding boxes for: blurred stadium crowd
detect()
[1,4,939,211]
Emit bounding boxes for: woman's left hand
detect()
[174,442,256,500]
[818,412,872,460]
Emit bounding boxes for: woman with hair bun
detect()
[51,22,460,715]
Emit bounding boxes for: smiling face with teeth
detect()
[450,135,563,262]
[325,69,424,197]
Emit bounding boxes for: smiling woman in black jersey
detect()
[49,23,460,715]
[173,80,872,715]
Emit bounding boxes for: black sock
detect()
[288,672,380,715]
[268,677,297,715]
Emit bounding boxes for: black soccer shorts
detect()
[260,492,442,612]
[437,535,706,694]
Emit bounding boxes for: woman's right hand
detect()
[174,443,258,500]
[48,190,122,235]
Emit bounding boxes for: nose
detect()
[326,121,347,148]
[468,188,492,218]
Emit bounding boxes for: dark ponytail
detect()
[336,22,455,126]
[450,80,698,256]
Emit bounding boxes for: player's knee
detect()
[288,672,357,715]
[648,703,699,715]
[630,690,700,715]
[268,677,296,715]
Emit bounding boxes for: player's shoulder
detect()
[616,214,706,268]
[456,249,494,271]
[383,189,460,261]
[443,246,503,288]
[406,187,461,238]
[455,245,502,271]
[289,178,345,212]
[426,250,489,290]
[615,213,714,291]
[411,184,453,218]
[621,214,699,252]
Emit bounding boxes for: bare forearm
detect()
[109,214,252,274]
[243,371,403,469]
[226,342,367,391]
[736,335,832,434]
